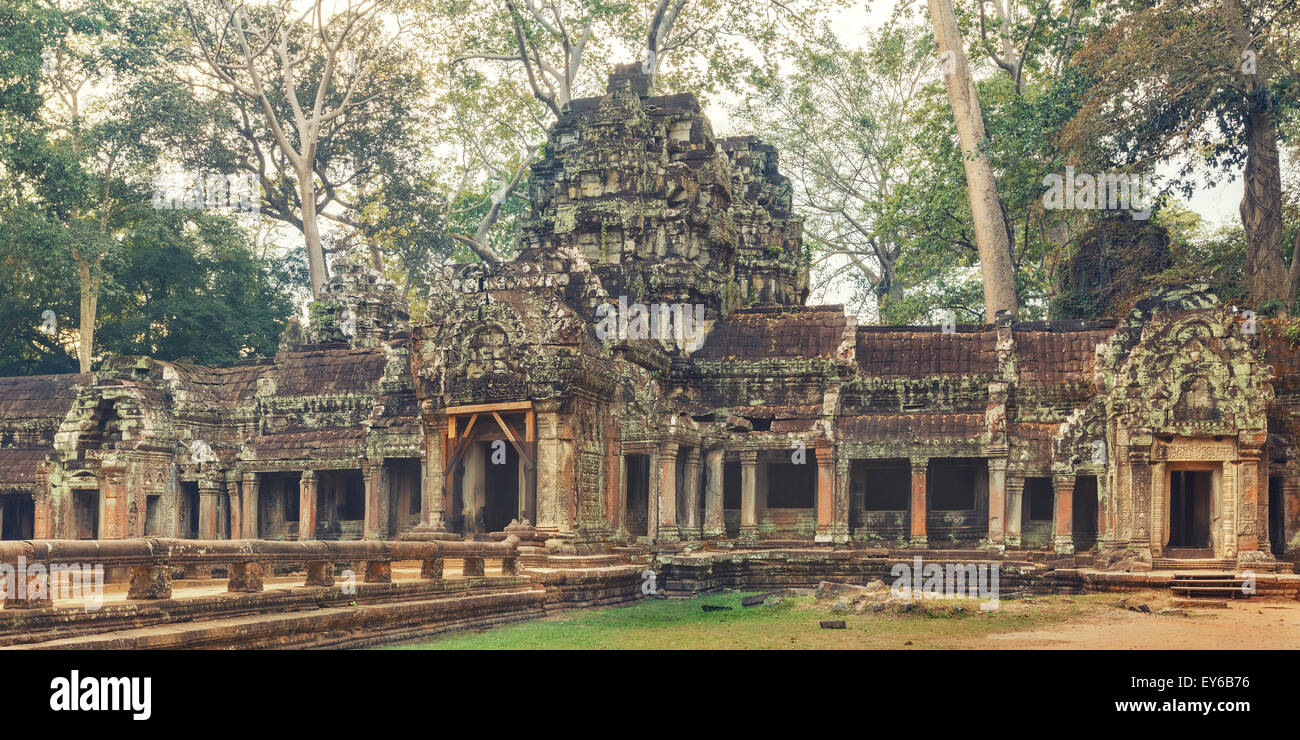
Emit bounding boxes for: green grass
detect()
[385,591,1111,650]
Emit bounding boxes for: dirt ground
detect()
[984,592,1300,649]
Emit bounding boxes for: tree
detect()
[927,0,1020,319]
[733,25,936,320]
[181,0,414,298]
[1063,0,1300,309]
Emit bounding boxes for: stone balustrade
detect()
[0,536,522,608]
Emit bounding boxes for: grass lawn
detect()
[385,590,1121,650]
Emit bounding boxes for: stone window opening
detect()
[0,492,34,540]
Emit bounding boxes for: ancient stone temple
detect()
[0,67,1298,574]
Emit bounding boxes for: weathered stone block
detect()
[128,564,173,600]
[305,560,335,587]
[227,562,264,593]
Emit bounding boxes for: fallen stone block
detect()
[741,594,768,607]
[819,620,846,629]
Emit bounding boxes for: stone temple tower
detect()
[518,62,808,320]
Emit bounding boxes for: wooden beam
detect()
[491,411,534,470]
[445,413,480,475]
[445,400,533,416]
[525,410,535,442]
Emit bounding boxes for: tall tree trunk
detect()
[928,0,1020,320]
[298,166,328,299]
[1223,0,1289,307]
[75,253,99,374]
[1242,107,1288,307]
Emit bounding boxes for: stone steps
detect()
[1169,573,1249,600]
[1152,558,1236,570]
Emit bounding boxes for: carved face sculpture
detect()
[465,327,512,379]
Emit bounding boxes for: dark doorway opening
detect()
[387,459,422,537]
[0,493,34,540]
[144,494,163,536]
[74,491,99,539]
[179,482,199,539]
[483,440,519,533]
[723,460,741,537]
[1269,476,1285,560]
[1169,470,1212,549]
[1021,477,1054,548]
[317,470,365,540]
[849,459,909,542]
[766,460,815,509]
[624,454,650,537]
[1073,475,1099,550]
[258,473,300,540]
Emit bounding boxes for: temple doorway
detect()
[1169,470,1212,550]
[624,454,649,537]
[483,440,519,533]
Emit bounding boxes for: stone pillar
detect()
[197,476,223,540]
[739,451,758,546]
[461,555,485,577]
[909,457,928,548]
[413,417,449,534]
[1053,474,1075,555]
[304,560,334,586]
[1005,474,1025,547]
[1236,441,1265,563]
[814,443,835,543]
[242,473,260,540]
[987,458,1007,547]
[703,448,725,538]
[657,440,680,543]
[534,403,574,536]
[299,469,318,541]
[420,555,444,579]
[227,476,242,540]
[1281,477,1299,561]
[682,447,702,540]
[363,458,387,540]
[833,457,851,544]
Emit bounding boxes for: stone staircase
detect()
[1151,557,1237,570]
[1169,572,1250,606]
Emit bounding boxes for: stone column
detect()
[987,457,1007,547]
[814,443,834,543]
[909,457,928,548]
[703,448,725,538]
[299,469,318,541]
[197,476,223,540]
[413,417,449,534]
[227,475,242,540]
[534,402,574,536]
[833,457,851,544]
[657,440,680,544]
[241,473,259,539]
[739,451,758,546]
[1005,474,1025,547]
[681,447,702,540]
[363,458,385,540]
[1053,474,1075,555]
[1236,441,1265,564]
